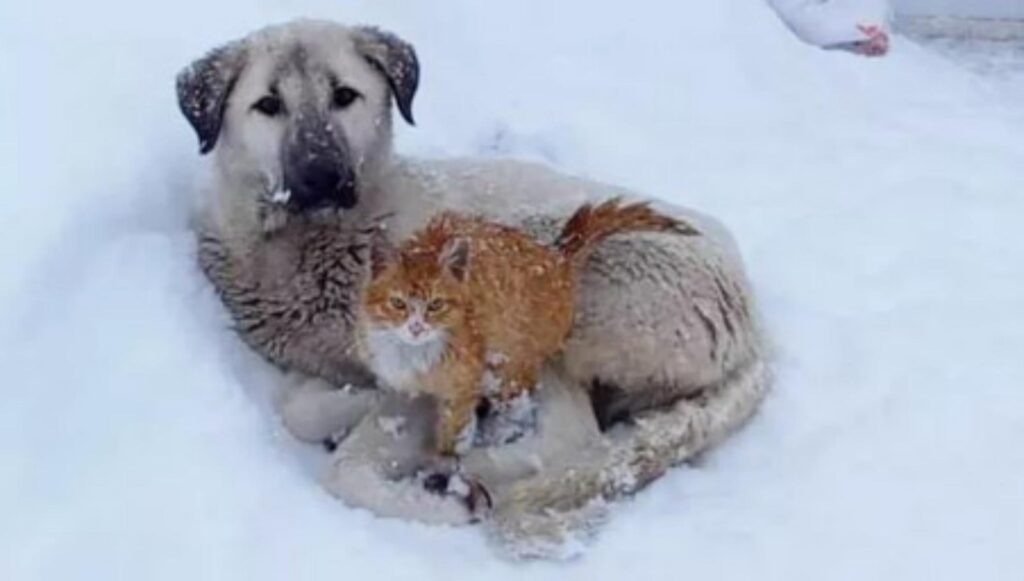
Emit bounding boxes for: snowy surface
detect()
[3,1,1023,579]
[913,35,1024,100]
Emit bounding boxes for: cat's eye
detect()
[332,86,362,110]
[252,95,284,117]
[389,297,407,310]
[426,299,445,313]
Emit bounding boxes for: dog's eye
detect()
[252,95,283,117]
[332,86,361,110]
[389,296,406,311]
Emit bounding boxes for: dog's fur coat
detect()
[180,20,770,557]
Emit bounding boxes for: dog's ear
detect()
[176,42,247,155]
[353,26,419,126]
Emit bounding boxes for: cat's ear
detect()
[369,231,398,279]
[439,237,470,282]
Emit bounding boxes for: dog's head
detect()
[177,21,418,220]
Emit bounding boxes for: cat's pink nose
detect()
[409,321,426,336]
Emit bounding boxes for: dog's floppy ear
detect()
[176,42,247,154]
[353,26,419,126]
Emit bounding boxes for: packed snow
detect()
[2,0,1023,579]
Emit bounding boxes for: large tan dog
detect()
[177,20,769,556]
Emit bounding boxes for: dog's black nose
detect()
[283,115,358,212]
[289,162,357,211]
[300,163,340,199]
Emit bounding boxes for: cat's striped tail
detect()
[554,197,698,268]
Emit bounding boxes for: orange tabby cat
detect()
[357,198,695,456]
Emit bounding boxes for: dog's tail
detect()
[487,355,771,559]
[554,198,698,269]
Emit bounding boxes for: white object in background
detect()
[769,0,894,55]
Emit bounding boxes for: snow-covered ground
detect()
[3,1,1023,579]
[914,35,1024,101]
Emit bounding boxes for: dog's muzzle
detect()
[282,119,358,212]
[286,159,357,211]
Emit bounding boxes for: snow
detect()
[475,391,538,447]
[376,415,407,439]
[2,0,1023,579]
[270,189,292,204]
[912,35,1024,101]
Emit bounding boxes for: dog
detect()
[177,20,769,557]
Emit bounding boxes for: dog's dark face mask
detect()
[176,25,419,220]
[275,93,359,212]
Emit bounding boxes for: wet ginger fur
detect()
[357,198,696,456]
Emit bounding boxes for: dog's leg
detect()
[277,375,379,444]
[461,366,605,491]
[323,393,491,524]
[486,357,769,559]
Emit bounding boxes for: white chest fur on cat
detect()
[363,327,448,394]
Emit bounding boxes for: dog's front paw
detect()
[419,469,447,493]
[438,472,493,521]
[419,466,493,521]
[321,427,350,453]
[451,473,493,519]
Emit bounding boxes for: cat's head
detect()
[361,236,471,345]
